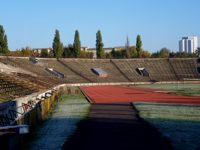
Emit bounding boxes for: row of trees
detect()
[109,46,151,59]
[151,47,198,58]
[9,46,197,59]
[52,29,104,59]
[109,35,147,58]
[109,47,199,59]
[52,30,143,59]
[1,24,199,58]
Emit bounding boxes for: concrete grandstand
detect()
[0,56,200,149]
[0,57,199,87]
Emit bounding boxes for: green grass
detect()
[61,92,87,101]
[137,84,200,96]
[23,92,90,150]
[134,102,200,150]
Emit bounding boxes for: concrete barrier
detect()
[0,85,66,150]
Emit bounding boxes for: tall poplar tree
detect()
[125,36,131,58]
[96,30,104,58]
[73,30,81,58]
[136,35,142,58]
[52,29,63,59]
[0,25,9,54]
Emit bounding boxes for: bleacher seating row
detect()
[0,57,199,103]
[59,59,128,83]
[169,58,200,80]
[0,73,41,102]
[111,59,178,82]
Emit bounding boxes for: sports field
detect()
[137,83,200,96]
[80,84,200,150]
[134,102,200,150]
[132,84,200,150]
[81,85,200,104]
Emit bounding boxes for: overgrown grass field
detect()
[138,83,200,96]
[24,91,90,150]
[134,102,200,150]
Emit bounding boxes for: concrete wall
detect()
[0,85,67,150]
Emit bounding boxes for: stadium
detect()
[0,56,200,150]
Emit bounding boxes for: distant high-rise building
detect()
[179,36,198,53]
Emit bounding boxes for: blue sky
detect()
[1,0,199,52]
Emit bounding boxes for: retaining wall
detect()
[0,84,68,150]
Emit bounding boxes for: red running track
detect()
[80,85,200,105]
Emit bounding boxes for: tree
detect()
[159,47,170,58]
[151,51,160,58]
[41,49,49,58]
[73,30,81,58]
[0,25,9,54]
[140,50,151,58]
[63,44,73,58]
[196,47,200,58]
[96,30,105,58]
[136,35,142,58]
[151,48,170,58]
[169,52,176,58]
[52,29,63,59]
[125,36,130,58]
[129,46,138,58]
[20,47,33,57]
[79,51,94,58]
